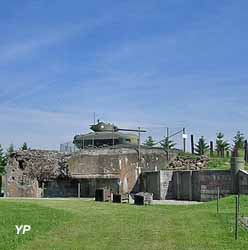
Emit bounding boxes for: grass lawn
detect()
[0,196,248,250]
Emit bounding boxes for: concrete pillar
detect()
[78,182,81,198]
[5,174,8,197]
[176,172,180,200]
[231,157,244,194]
[189,171,192,201]
[42,182,45,198]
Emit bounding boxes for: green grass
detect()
[208,156,231,170]
[0,196,248,250]
[206,149,248,170]
[207,155,248,170]
[0,201,72,250]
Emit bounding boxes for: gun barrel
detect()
[118,128,146,132]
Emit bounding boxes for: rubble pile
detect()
[168,154,209,170]
[8,150,71,184]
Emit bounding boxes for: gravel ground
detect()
[1,197,203,205]
[152,200,203,205]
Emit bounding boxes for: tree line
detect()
[143,131,247,157]
[143,136,176,150]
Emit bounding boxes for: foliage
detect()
[0,201,72,250]
[143,136,156,147]
[233,131,245,150]
[215,132,230,157]
[21,142,28,150]
[7,143,14,156]
[208,157,231,170]
[195,136,209,155]
[0,197,248,249]
[160,136,176,150]
[0,145,7,175]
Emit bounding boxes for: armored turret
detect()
[90,121,118,132]
[73,120,146,149]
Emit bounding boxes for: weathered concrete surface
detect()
[5,150,71,197]
[45,178,119,198]
[143,170,234,202]
[6,147,175,197]
[238,169,248,194]
[142,172,160,199]
[142,171,174,200]
[193,170,232,201]
[68,147,173,194]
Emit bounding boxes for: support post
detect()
[231,157,244,194]
[183,128,186,153]
[210,141,214,157]
[217,186,219,214]
[238,193,240,214]
[191,134,194,155]
[42,182,45,198]
[176,172,180,200]
[235,195,239,240]
[189,171,192,201]
[112,129,114,146]
[78,182,81,199]
[167,127,169,161]
[244,140,248,163]
[138,127,141,168]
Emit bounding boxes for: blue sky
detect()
[0,0,248,150]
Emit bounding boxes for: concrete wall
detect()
[175,171,192,200]
[142,172,160,199]
[143,170,234,202]
[238,170,248,194]
[68,148,170,194]
[195,170,232,202]
[174,170,232,201]
[5,150,70,197]
[45,178,119,198]
[159,171,174,200]
[5,154,42,198]
[142,171,174,200]
[6,147,172,197]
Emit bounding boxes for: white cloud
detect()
[0,16,111,64]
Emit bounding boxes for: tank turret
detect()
[73,120,146,149]
[90,121,118,132]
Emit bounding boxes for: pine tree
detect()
[0,145,7,175]
[143,136,156,147]
[215,132,229,157]
[233,131,245,150]
[195,136,209,156]
[21,142,28,150]
[0,145,6,195]
[7,144,14,157]
[223,141,230,156]
[160,136,176,150]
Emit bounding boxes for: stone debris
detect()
[240,217,248,230]
[168,155,209,170]
[8,150,71,184]
[6,147,175,198]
